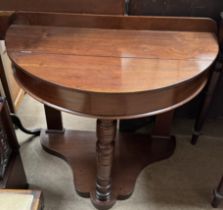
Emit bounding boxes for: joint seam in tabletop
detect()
[8,56,216,94]
[5,23,219,93]
[6,50,218,62]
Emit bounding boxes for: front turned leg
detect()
[212,176,223,208]
[91,119,117,210]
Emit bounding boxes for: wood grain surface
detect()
[6,24,218,93]
[5,13,219,118]
[40,129,175,201]
[0,0,125,15]
[11,12,217,32]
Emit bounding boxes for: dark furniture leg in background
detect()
[191,58,223,145]
[212,176,223,208]
[191,12,223,145]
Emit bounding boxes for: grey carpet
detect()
[16,95,223,210]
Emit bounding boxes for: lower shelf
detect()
[41,129,175,201]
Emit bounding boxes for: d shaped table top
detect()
[5,13,219,118]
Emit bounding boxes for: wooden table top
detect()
[3,13,219,118]
[6,23,218,94]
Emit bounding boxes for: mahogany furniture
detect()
[0,0,171,140]
[0,97,27,189]
[0,189,43,210]
[128,0,223,144]
[3,11,218,209]
[0,0,125,15]
[128,1,223,208]
[0,0,126,136]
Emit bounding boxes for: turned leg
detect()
[44,105,64,133]
[191,63,222,145]
[91,119,117,210]
[212,176,223,208]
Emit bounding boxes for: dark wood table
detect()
[4,12,219,209]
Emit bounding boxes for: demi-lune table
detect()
[4,12,219,209]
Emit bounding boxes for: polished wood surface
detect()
[13,69,208,119]
[5,12,219,118]
[0,0,125,15]
[126,0,223,139]
[0,0,125,136]
[11,12,217,32]
[128,0,223,145]
[6,25,218,93]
